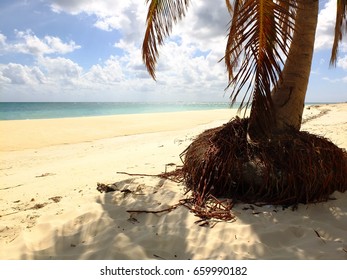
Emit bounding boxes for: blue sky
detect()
[0,0,346,103]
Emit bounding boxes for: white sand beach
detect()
[0,104,346,259]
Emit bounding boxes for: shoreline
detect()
[0,103,346,259]
[0,102,232,121]
[1,101,340,121]
[0,109,234,151]
[1,102,345,152]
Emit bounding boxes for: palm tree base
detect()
[181,117,347,206]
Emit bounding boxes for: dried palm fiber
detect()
[181,117,347,206]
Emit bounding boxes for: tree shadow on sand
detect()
[211,192,347,260]
[20,176,347,260]
[20,177,194,260]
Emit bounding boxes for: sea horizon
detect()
[0,101,332,121]
[0,101,232,121]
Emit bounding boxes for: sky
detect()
[0,0,346,103]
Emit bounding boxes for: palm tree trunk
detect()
[271,0,319,131]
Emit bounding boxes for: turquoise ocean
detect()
[0,102,323,121]
[0,102,233,120]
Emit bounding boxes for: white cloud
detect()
[94,16,122,31]
[48,0,230,53]
[0,63,45,85]
[0,56,83,87]
[49,0,146,40]
[337,55,347,70]
[108,1,229,90]
[0,1,246,100]
[83,56,124,84]
[323,76,347,83]
[0,33,7,47]
[315,0,336,50]
[315,0,347,51]
[43,36,80,54]
[0,30,80,57]
[1,55,127,89]
[155,41,225,88]
[37,56,83,84]
[113,36,227,93]
[7,1,346,102]
[48,1,229,67]
[312,0,347,76]
[177,1,230,46]
[114,40,147,75]
[14,30,51,56]
[50,0,129,15]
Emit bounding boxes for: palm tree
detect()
[142,0,347,206]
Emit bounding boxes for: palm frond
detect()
[277,0,297,48]
[224,0,297,113]
[225,0,233,14]
[330,0,347,66]
[142,0,190,80]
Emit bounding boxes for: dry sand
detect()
[0,104,346,260]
